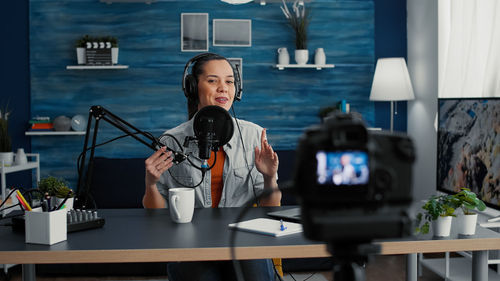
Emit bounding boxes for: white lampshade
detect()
[369,58,415,101]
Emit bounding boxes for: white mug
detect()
[169,188,195,223]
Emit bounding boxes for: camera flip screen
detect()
[316,151,369,186]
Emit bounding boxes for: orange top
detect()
[208,149,225,208]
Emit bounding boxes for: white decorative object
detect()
[14,148,27,166]
[278,47,290,65]
[457,213,478,235]
[314,48,326,65]
[295,49,309,65]
[111,47,119,64]
[76,48,86,65]
[71,115,87,132]
[432,216,452,237]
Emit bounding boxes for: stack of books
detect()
[29,117,53,132]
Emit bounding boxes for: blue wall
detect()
[2,0,407,191]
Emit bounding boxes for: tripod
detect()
[328,242,381,281]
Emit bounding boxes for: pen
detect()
[15,190,32,211]
[280,219,287,231]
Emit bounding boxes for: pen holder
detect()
[25,208,67,245]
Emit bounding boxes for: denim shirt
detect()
[156,117,266,208]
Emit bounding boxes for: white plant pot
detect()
[432,216,452,237]
[0,152,14,166]
[76,48,86,65]
[457,213,478,235]
[111,47,119,64]
[56,197,74,210]
[295,49,309,65]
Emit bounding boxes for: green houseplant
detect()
[0,104,13,166]
[280,0,310,64]
[39,176,74,209]
[415,194,456,236]
[450,188,486,235]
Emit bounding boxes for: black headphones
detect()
[182,53,242,103]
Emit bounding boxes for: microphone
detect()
[193,106,234,161]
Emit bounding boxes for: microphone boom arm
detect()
[75,105,186,209]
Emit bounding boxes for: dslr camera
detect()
[294,112,416,244]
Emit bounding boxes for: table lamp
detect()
[369,57,415,132]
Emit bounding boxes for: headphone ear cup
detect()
[184,74,198,101]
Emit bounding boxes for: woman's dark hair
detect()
[187,54,232,120]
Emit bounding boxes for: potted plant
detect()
[103,36,119,64]
[39,176,74,210]
[450,188,486,235]
[0,103,13,166]
[415,194,456,237]
[75,35,91,64]
[280,0,310,65]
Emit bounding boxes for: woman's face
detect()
[197,59,235,112]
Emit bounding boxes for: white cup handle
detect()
[170,194,181,220]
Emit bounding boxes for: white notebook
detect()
[228,218,303,237]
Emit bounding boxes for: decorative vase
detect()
[432,216,452,237]
[295,49,309,65]
[0,152,14,166]
[457,213,478,235]
[314,48,326,65]
[76,48,86,65]
[278,47,290,65]
[111,47,119,65]
[14,148,28,166]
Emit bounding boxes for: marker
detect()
[15,190,32,211]
[280,219,287,231]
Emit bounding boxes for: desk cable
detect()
[229,187,292,281]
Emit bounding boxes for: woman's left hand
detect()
[255,129,279,179]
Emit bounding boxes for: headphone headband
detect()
[182,53,242,102]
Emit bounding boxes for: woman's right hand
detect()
[145,146,174,187]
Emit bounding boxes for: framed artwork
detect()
[181,13,209,52]
[227,58,243,89]
[213,19,252,47]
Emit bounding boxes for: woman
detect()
[142,53,281,281]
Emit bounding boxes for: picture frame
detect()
[213,19,252,47]
[181,13,209,52]
[227,58,243,89]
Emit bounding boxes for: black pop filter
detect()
[193,106,234,159]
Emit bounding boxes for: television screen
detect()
[437,98,500,209]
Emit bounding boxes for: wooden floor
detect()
[5,255,443,281]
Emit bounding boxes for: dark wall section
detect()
[374,0,408,131]
[1,0,33,189]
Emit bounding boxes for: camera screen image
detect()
[316,151,369,186]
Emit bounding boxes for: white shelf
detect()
[66,65,129,70]
[421,257,500,281]
[25,131,86,136]
[275,64,335,70]
[0,161,38,173]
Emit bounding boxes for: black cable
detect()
[302,272,317,281]
[288,272,298,281]
[273,263,285,281]
[230,106,258,205]
[229,187,289,281]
